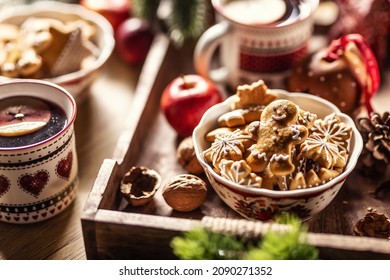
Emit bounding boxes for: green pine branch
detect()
[171,214,319,260]
[132,0,209,46]
[168,0,208,46]
[243,215,319,260]
[171,227,245,260]
[132,0,161,22]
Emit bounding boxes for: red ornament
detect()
[288,34,380,115]
[80,0,131,31]
[115,18,155,65]
[329,0,390,67]
[324,34,380,114]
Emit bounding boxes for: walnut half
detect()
[120,166,162,206]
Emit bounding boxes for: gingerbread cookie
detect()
[218,109,247,127]
[204,127,236,142]
[203,129,253,169]
[43,26,93,76]
[19,17,57,53]
[219,79,277,128]
[297,108,317,129]
[202,80,353,192]
[0,23,19,44]
[0,18,55,78]
[287,166,341,190]
[0,17,98,79]
[232,79,277,110]
[244,121,260,141]
[245,99,309,175]
[258,165,278,190]
[218,105,265,128]
[1,44,42,78]
[219,159,262,188]
[299,113,352,169]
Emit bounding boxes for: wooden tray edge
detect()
[84,208,390,259]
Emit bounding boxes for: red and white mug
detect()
[194,0,319,89]
[0,80,78,224]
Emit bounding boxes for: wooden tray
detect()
[81,34,390,260]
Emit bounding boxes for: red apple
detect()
[161,75,223,137]
[80,0,131,31]
[115,17,155,65]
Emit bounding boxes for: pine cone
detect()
[357,112,390,176]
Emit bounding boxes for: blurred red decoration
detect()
[329,0,390,68]
[80,0,131,31]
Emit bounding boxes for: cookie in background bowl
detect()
[0,1,115,103]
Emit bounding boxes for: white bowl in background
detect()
[0,1,115,103]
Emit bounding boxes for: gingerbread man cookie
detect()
[245,99,309,176]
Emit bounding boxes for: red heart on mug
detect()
[19,171,49,197]
[0,175,10,197]
[57,152,73,180]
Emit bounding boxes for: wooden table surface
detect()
[0,52,142,260]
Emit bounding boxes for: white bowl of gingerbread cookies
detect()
[0,1,115,102]
[193,79,363,221]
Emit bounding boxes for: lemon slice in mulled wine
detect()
[0,96,51,137]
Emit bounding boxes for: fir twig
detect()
[171,228,245,260]
[171,214,319,260]
[132,0,161,23]
[243,214,319,260]
[168,0,208,46]
[131,0,209,46]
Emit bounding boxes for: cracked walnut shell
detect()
[162,174,207,212]
[120,166,161,206]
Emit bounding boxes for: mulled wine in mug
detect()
[194,0,319,89]
[0,80,78,224]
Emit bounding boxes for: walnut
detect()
[177,136,204,175]
[162,174,207,212]
[120,166,161,206]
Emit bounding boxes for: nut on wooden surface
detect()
[162,174,207,212]
[120,166,161,206]
[353,210,390,239]
[177,136,204,175]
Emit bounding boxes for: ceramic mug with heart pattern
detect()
[0,80,78,224]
